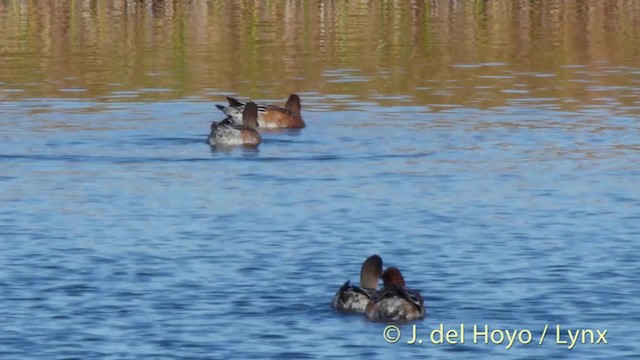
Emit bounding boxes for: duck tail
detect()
[216,104,235,117]
[225,96,244,107]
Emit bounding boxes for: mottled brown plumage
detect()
[365,267,425,322]
[216,94,306,129]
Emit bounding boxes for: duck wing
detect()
[372,286,424,310]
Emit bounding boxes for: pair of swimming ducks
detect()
[331,255,426,322]
[208,94,305,146]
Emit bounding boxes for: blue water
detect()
[1,93,640,359]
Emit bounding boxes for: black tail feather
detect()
[226,96,244,107]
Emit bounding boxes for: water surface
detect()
[1,1,639,359]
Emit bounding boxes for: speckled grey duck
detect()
[331,255,383,312]
[207,102,261,146]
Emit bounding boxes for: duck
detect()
[365,267,426,322]
[207,101,261,146]
[215,93,305,129]
[331,255,383,312]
